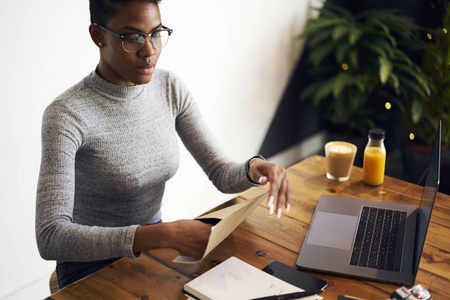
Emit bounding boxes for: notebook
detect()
[182,257,307,300]
[262,261,328,292]
[296,121,441,285]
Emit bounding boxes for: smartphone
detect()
[262,261,328,292]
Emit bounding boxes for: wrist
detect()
[133,223,171,252]
[246,154,266,185]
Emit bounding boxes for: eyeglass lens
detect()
[123,31,170,52]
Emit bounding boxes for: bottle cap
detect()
[368,128,385,139]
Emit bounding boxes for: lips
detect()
[136,63,155,75]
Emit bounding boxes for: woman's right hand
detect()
[168,220,213,259]
[133,219,213,259]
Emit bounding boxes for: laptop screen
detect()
[413,121,441,275]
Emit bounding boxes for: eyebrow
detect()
[120,23,162,34]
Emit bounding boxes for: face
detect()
[92,1,162,86]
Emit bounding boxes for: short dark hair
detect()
[90,0,161,25]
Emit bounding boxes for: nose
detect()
[138,36,156,57]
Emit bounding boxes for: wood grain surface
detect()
[47,155,450,300]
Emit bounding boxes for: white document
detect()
[183,256,304,300]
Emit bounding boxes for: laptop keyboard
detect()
[350,206,406,272]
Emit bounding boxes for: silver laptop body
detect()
[296,121,441,285]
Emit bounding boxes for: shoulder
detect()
[47,72,93,110]
[149,69,193,110]
[43,72,94,126]
[151,69,186,89]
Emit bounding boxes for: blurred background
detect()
[0,0,447,298]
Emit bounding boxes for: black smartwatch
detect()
[246,154,267,186]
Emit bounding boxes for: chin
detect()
[132,74,153,85]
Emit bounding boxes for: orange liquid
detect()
[363,147,386,186]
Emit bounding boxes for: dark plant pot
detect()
[401,141,450,195]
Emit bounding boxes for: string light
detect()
[409,133,415,140]
[385,102,392,110]
[427,33,433,40]
[444,28,448,34]
[342,63,349,70]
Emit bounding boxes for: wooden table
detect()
[47,155,450,300]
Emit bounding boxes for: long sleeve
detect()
[36,96,139,262]
[167,73,254,193]
[35,69,255,263]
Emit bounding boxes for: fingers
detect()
[267,195,275,215]
[273,170,290,219]
[265,167,290,219]
[248,159,291,219]
[259,176,268,185]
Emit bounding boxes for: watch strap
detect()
[246,154,267,186]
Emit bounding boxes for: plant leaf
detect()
[366,18,390,35]
[387,73,400,94]
[301,18,346,37]
[349,27,363,45]
[362,38,394,57]
[394,63,431,96]
[355,75,367,92]
[379,55,392,85]
[349,50,359,69]
[310,79,335,105]
[308,40,336,67]
[411,98,423,123]
[332,25,349,41]
[335,42,352,63]
[307,29,333,49]
[300,80,327,101]
[332,73,352,97]
[397,75,429,99]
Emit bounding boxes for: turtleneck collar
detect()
[86,70,146,101]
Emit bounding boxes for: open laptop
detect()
[296,121,441,285]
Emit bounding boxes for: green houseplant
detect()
[299,2,430,136]
[402,5,450,147]
[401,4,450,190]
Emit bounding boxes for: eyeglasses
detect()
[94,23,173,52]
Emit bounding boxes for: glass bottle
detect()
[363,128,386,186]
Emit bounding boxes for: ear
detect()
[89,24,104,48]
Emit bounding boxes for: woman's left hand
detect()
[248,158,291,218]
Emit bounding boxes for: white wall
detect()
[0,0,310,298]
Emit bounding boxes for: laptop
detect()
[296,121,441,285]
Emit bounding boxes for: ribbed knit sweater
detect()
[36,69,254,262]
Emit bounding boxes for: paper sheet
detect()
[183,256,323,300]
[173,193,268,263]
[185,294,323,299]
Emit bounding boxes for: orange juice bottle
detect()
[363,128,386,186]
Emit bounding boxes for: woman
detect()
[36,0,290,289]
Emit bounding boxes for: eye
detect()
[152,32,162,40]
[125,33,145,43]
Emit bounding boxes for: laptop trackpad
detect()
[306,211,358,250]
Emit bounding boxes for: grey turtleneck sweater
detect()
[36,69,254,262]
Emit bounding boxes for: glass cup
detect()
[325,141,357,182]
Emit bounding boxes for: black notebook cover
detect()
[262,261,328,292]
